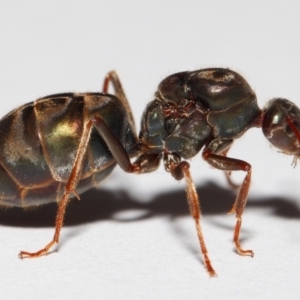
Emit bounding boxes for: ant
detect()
[0,68,299,276]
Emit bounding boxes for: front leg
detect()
[202,143,253,257]
[220,146,241,190]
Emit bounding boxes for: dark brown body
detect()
[3,69,299,278]
[0,92,137,207]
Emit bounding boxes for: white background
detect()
[0,1,300,299]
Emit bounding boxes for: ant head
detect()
[262,98,300,163]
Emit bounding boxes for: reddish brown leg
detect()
[220,147,240,190]
[19,119,95,258]
[92,115,162,174]
[203,149,253,257]
[169,159,216,277]
[19,191,71,258]
[102,71,135,130]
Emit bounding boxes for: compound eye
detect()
[262,98,300,156]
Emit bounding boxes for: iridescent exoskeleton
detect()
[1,69,299,277]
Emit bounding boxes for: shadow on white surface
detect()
[0,181,299,228]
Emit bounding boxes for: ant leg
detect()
[168,158,216,277]
[92,115,161,174]
[220,147,240,190]
[92,117,217,275]
[102,71,136,131]
[19,118,95,258]
[202,149,253,257]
